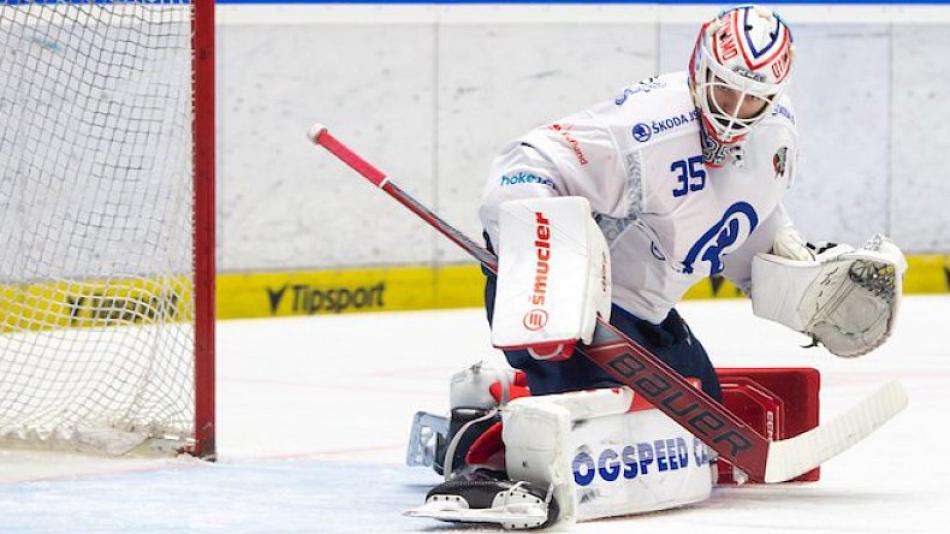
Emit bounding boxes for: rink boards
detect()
[1,253,946,327]
[214,254,950,319]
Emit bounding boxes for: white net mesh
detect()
[0,0,197,454]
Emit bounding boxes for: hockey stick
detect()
[307,123,907,483]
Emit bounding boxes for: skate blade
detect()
[404,499,547,526]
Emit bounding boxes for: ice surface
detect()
[0,295,947,533]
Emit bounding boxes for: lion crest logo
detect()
[773,146,788,179]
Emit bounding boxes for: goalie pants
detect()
[483,266,722,401]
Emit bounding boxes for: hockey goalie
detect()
[402,5,907,530]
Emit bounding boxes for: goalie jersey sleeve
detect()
[480,72,800,324]
[479,119,623,247]
[720,203,794,294]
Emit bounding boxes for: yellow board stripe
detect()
[216,264,483,319]
[216,254,950,320]
[901,255,950,294]
[2,255,946,329]
[0,277,192,333]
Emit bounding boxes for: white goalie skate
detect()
[405,475,558,531]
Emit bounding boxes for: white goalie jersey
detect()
[479,72,800,324]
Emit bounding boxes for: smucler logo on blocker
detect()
[523,211,551,331]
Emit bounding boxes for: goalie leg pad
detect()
[503,388,714,526]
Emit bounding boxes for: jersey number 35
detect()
[671,156,706,198]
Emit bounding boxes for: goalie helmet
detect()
[689,5,794,162]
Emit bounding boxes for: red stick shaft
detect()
[313,127,389,187]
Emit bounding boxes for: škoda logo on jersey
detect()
[523,211,551,331]
[632,110,699,143]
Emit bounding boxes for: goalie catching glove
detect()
[751,229,907,358]
[490,197,611,361]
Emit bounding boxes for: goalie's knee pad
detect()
[449,361,529,409]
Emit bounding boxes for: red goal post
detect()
[0,0,215,459]
[193,0,216,461]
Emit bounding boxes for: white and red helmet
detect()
[689,5,794,145]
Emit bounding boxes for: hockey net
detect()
[0,0,214,457]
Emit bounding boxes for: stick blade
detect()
[763,380,908,483]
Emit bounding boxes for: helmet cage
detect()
[689,5,793,143]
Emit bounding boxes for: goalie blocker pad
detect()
[491,196,611,360]
[750,235,906,358]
